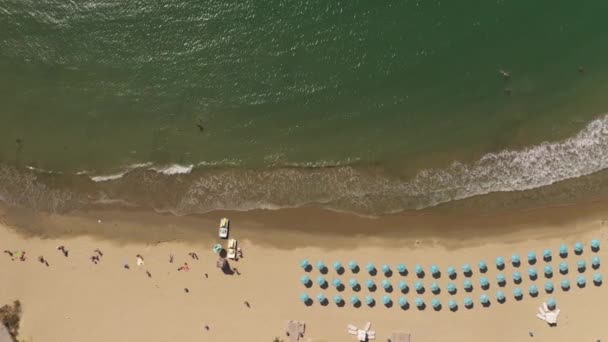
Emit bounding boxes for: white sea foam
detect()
[150,164,194,175]
[90,172,128,182]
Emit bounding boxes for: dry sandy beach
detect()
[1,202,607,342]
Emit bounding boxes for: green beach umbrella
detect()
[463,297,473,308]
[300,275,311,286]
[213,244,222,253]
[365,295,375,306]
[396,263,407,274]
[478,261,487,273]
[316,293,326,303]
[511,253,521,266]
[316,261,326,271]
[382,279,391,291]
[479,294,489,305]
[593,273,603,284]
[577,259,586,272]
[415,281,424,293]
[543,249,552,261]
[463,279,473,291]
[447,283,457,294]
[447,266,457,278]
[430,265,440,277]
[496,273,506,285]
[544,265,553,277]
[351,295,360,305]
[513,287,523,299]
[348,260,358,271]
[495,257,505,269]
[300,259,310,270]
[496,291,505,302]
[528,285,538,296]
[592,256,600,269]
[333,261,343,272]
[528,268,538,279]
[300,293,310,303]
[398,281,408,292]
[479,277,489,288]
[382,264,391,275]
[332,278,342,288]
[527,251,536,264]
[349,279,358,289]
[561,279,570,290]
[448,299,457,311]
[574,242,584,255]
[513,271,522,282]
[559,244,568,257]
[544,281,554,293]
[333,295,343,305]
[430,282,440,293]
[317,276,327,287]
[577,275,586,287]
[415,264,424,277]
[547,298,556,310]
[461,264,472,275]
[382,295,392,306]
[415,297,424,308]
[366,262,376,274]
[591,239,601,252]
[399,297,408,308]
[559,262,568,274]
[365,279,375,290]
[431,298,441,310]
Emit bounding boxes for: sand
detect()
[1,204,607,342]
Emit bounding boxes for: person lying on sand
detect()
[177,262,190,272]
[237,247,243,258]
[90,256,99,264]
[123,263,130,269]
[188,252,199,260]
[136,255,144,266]
[94,249,103,257]
[57,246,69,257]
[169,254,174,263]
[3,250,13,257]
[146,270,152,278]
[19,251,26,261]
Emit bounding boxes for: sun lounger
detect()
[536,313,546,321]
[297,322,305,335]
[286,321,300,342]
[391,332,411,342]
[364,322,372,331]
[348,328,358,335]
[367,330,376,340]
[227,239,237,259]
[357,330,367,341]
[543,302,549,312]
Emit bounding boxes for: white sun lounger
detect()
[364,322,372,331]
[368,330,376,340]
[543,302,549,312]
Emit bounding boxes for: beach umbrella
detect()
[559,244,568,257]
[396,263,407,274]
[543,249,552,261]
[592,256,600,269]
[332,278,342,288]
[365,295,375,306]
[430,265,440,277]
[496,291,505,302]
[577,275,586,287]
[447,266,456,278]
[366,279,375,290]
[333,261,343,272]
[316,261,326,271]
[366,263,376,274]
[591,239,601,251]
[300,259,310,270]
[513,271,522,283]
[349,279,359,289]
[547,298,556,310]
[300,293,310,303]
[577,260,586,271]
[479,294,489,305]
[513,287,523,299]
[333,295,343,304]
[496,273,506,285]
[544,282,554,292]
[213,244,222,253]
[398,281,408,292]
[544,265,553,277]
[479,277,489,288]
[461,264,472,275]
[561,279,570,290]
[382,264,391,275]
[399,297,408,308]
[316,293,326,303]
[593,273,603,284]
[527,251,536,264]
[447,283,457,294]
[348,260,358,271]
[415,264,424,277]
[495,257,505,269]
[574,242,584,255]
[382,295,392,306]
[430,282,440,293]
[351,295,360,305]
[528,285,538,296]
[448,299,457,311]
[431,298,441,310]
[415,297,424,308]
[301,275,311,286]
[559,262,568,274]
[415,281,424,293]
[317,276,327,287]
[463,297,473,308]
[511,253,521,266]
[528,268,538,279]
[463,279,473,291]
[382,279,391,290]
[478,261,487,272]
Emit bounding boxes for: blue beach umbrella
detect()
[396,264,407,274]
[349,279,358,289]
[348,260,358,271]
[316,261,326,271]
[399,297,408,308]
[366,263,376,274]
[463,279,473,291]
[301,275,311,286]
[463,297,473,308]
[547,298,556,310]
[528,268,537,279]
[513,271,522,283]
[398,281,408,292]
[415,264,424,277]
[479,277,489,288]
[447,266,457,278]
[577,260,586,271]
[382,264,391,275]
[430,282,440,293]
[496,273,506,285]
[332,278,342,288]
[577,275,586,287]
[592,256,600,269]
[478,261,487,272]
[415,281,424,293]
[448,299,457,310]
[544,282,554,292]
[527,251,536,264]
[511,253,521,266]
[513,287,523,299]
[495,257,505,269]
[365,295,375,306]
[561,279,570,290]
[447,283,457,294]
[333,295,343,304]
[431,298,441,309]
[461,264,472,275]
[300,293,310,303]
[382,279,391,290]
[496,291,505,302]
[351,295,360,305]
[415,297,424,308]
[528,285,538,296]
[591,239,601,251]
[316,293,326,303]
[543,249,552,261]
[593,273,603,284]
[300,259,310,270]
[480,294,489,305]
[574,242,584,255]
[317,276,327,287]
[333,261,343,272]
[213,244,222,253]
[559,244,568,257]
[430,265,440,277]
[382,295,392,306]
[366,279,375,290]
[559,262,568,274]
[544,265,553,277]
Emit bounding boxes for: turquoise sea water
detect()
[2,0,608,214]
